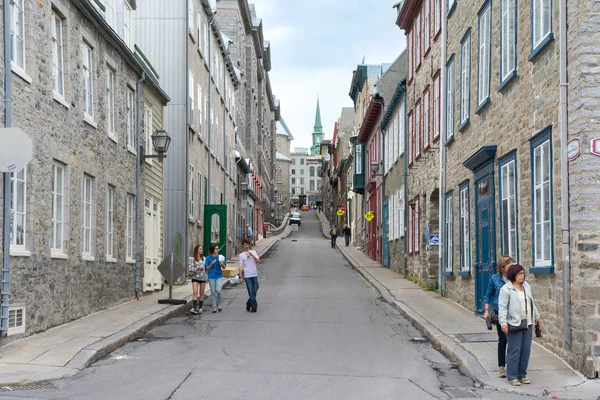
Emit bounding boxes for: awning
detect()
[358,96,384,143]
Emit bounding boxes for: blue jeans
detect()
[345,235,350,247]
[506,325,533,380]
[331,236,337,248]
[208,278,223,309]
[245,276,259,308]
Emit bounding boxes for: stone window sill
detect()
[51,252,68,259]
[53,93,70,109]
[10,249,31,257]
[84,115,98,129]
[106,257,117,263]
[11,63,32,84]
[82,255,95,262]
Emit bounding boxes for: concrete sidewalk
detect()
[316,211,600,399]
[0,225,291,386]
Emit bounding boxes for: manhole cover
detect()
[456,333,498,343]
[0,383,56,392]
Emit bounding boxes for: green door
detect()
[204,204,227,258]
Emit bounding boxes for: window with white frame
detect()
[210,107,214,151]
[459,185,471,272]
[197,85,203,135]
[415,14,421,68]
[103,0,116,29]
[51,163,66,254]
[189,164,195,218]
[415,100,421,158]
[500,156,518,261]
[204,21,209,58]
[197,172,202,221]
[408,111,413,165]
[144,104,153,161]
[188,0,194,33]
[126,88,135,151]
[460,31,471,126]
[532,132,552,267]
[407,30,413,81]
[433,73,440,140]
[52,11,65,97]
[478,2,491,106]
[82,174,94,257]
[123,1,133,48]
[448,0,456,13]
[277,168,282,183]
[399,100,405,156]
[423,88,430,149]
[399,186,405,237]
[390,116,396,165]
[82,41,94,118]
[532,0,552,51]
[197,12,203,51]
[189,71,194,124]
[107,67,116,137]
[500,0,516,82]
[106,185,115,260]
[446,57,455,141]
[10,169,26,251]
[11,0,25,69]
[434,0,441,36]
[445,193,454,273]
[126,194,135,261]
[408,201,414,254]
[424,0,431,52]
[355,144,362,174]
[413,197,420,253]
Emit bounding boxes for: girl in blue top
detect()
[205,243,226,313]
[483,255,512,378]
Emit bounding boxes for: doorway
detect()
[474,173,496,314]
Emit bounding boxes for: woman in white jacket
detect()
[498,264,542,386]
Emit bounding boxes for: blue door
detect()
[474,175,496,314]
[382,197,390,267]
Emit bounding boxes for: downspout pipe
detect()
[402,88,408,278]
[559,0,571,346]
[207,20,213,204]
[1,0,13,337]
[438,0,448,295]
[185,4,190,257]
[135,72,145,299]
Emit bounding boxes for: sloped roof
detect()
[276,118,294,140]
[276,152,292,162]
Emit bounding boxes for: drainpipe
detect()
[207,20,213,204]
[438,0,448,295]
[135,72,145,299]
[559,0,571,346]
[403,89,408,278]
[1,0,13,337]
[185,0,190,257]
[222,49,228,255]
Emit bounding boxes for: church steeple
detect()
[311,97,323,155]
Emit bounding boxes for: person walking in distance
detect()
[498,264,542,386]
[239,239,260,313]
[483,255,513,378]
[343,224,351,247]
[189,245,207,314]
[329,224,338,248]
[205,244,226,313]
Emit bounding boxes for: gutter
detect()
[1,0,13,337]
[559,0,571,345]
[135,72,146,299]
[438,0,448,294]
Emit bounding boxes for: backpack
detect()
[332,228,337,236]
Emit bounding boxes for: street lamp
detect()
[141,130,172,162]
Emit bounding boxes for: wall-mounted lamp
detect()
[141,130,171,163]
[408,200,420,215]
[370,161,383,177]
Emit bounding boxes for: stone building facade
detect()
[275,118,294,221]
[1,0,169,338]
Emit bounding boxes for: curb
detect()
[335,245,546,397]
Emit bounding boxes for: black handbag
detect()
[490,309,499,324]
[507,293,529,332]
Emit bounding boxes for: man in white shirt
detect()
[239,239,260,313]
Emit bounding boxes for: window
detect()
[444,192,454,274]
[51,163,65,254]
[356,144,362,174]
[459,183,471,273]
[103,0,116,29]
[197,85,203,135]
[500,0,517,84]
[301,187,305,195]
[317,166,322,176]
[106,185,115,260]
[446,56,455,142]
[10,168,26,251]
[189,71,194,124]
[143,104,153,162]
[310,166,315,177]
[310,180,315,191]
[300,178,304,185]
[399,187,405,237]
[434,0,441,36]
[52,12,64,97]
[413,197,420,254]
[204,21,209,58]
[408,200,413,254]
[291,178,296,185]
[478,2,492,108]
[82,41,93,118]
[292,158,296,165]
[300,169,304,175]
[188,0,194,33]
[107,67,116,137]
[126,194,135,261]
[407,29,413,82]
[317,180,322,190]
[531,128,553,270]
[499,153,518,261]
[423,88,430,149]
[291,169,296,175]
[424,0,431,53]
[82,175,94,258]
[197,12,203,52]
[433,72,441,141]
[8,306,25,335]
[126,88,135,151]
[408,110,413,165]
[399,99,405,156]
[123,1,133,47]
[277,168,282,183]
[415,14,421,68]
[460,31,471,127]
[300,159,305,165]
[532,0,552,53]
[11,0,25,69]
[189,164,195,218]
[415,100,421,158]
[197,172,202,221]
[448,0,456,14]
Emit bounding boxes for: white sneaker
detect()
[190,308,198,315]
[197,308,203,314]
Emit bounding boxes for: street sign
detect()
[591,138,600,157]
[567,138,581,161]
[0,127,33,172]
[429,234,440,246]
[336,209,344,216]
[364,211,374,221]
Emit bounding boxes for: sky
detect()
[250,0,407,150]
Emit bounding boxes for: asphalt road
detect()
[0,211,538,400]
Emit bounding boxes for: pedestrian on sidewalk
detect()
[239,239,260,313]
[189,244,207,314]
[343,224,351,247]
[498,264,542,386]
[329,224,338,248]
[483,255,513,378]
[206,244,226,313]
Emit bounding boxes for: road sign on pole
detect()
[336,209,344,216]
[364,211,374,221]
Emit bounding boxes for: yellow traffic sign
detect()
[364,211,374,221]
[336,209,344,216]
